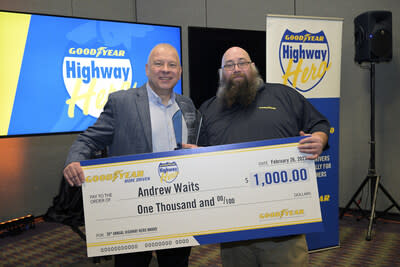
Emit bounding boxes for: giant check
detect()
[81,136,323,257]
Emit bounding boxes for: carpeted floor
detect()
[1,213,400,267]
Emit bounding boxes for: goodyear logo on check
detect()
[158,162,179,183]
[62,45,134,119]
[279,29,330,92]
[85,169,145,183]
[259,208,304,220]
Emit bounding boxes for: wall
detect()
[298,0,400,214]
[0,0,399,221]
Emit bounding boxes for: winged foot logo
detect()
[279,30,331,92]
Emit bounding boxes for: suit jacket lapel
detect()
[135,85,152,150]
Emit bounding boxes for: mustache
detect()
[231,73,246,79]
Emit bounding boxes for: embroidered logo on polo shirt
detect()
[258,106,277,110]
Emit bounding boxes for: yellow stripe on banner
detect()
[0,12,31,135]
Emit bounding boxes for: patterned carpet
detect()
[1,214,400,267]
[309,215,400,267]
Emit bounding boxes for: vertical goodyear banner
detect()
[266,15,343,250]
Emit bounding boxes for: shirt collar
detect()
[146,82,176,107]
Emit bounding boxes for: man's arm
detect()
[63,94,117,186]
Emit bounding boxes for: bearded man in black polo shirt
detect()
[197,46,330,267]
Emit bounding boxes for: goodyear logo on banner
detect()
[62,46,134,118]
[279,30,330,92]
[158,162,179,183]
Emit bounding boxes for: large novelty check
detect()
[81,136,323,257]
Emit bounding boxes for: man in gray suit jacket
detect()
[63,43,198,267]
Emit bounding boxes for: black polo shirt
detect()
[198,83,330,146]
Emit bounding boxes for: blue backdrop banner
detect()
[0,11,181,136]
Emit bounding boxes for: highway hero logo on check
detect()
[279,29,331,92]
[63,46,134,119]
[158,162,179,183]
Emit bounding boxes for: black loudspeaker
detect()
[354,11,392,63]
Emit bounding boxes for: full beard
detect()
[217,72,260,108]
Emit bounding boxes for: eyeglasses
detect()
[223,61,251,71]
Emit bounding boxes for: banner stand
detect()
[266,14,343,251]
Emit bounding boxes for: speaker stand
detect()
[339,63,400,240]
